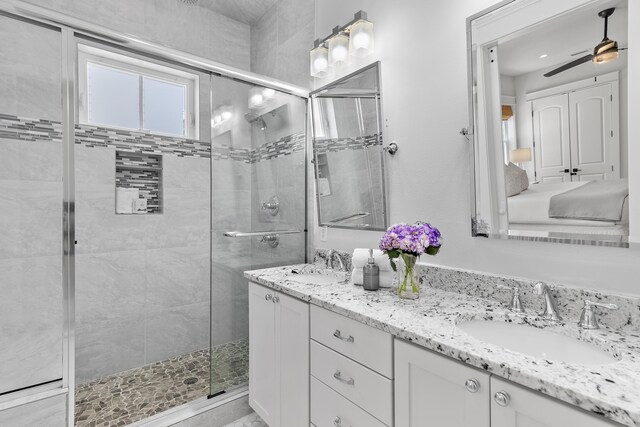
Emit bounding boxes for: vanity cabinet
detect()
[395,339,618,427]
[395,339,490,427]
[248,282,309,427]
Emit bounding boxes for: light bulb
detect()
[262,88,276,100]
[221,106,232,121]
[328,33,350,66]
[349,19,374,57]
[310,45,329,78]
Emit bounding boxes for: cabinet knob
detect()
[333,416,351,427]
[494,391,511,407]
[273,295,280,303]
[465,378,480,393]
[265,294,273,301]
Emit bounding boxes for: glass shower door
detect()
[0,14,64,396]
[209,75,307,396]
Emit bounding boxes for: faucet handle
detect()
[496,282,523,313]
[578,299,618,329]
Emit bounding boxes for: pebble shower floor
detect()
[74,338,249,426]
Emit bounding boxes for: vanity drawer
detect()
[311,377,387,427]
[311,340,393,426]
[310,305,392,378]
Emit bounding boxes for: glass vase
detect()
[397,253,420,300]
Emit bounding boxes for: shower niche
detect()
[115,151,163,214]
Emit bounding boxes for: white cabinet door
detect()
[394,339,490,427]
[532,94,571,183]
[249,282,278,426]
[276,291,309,427]
[491,377,618,427]
[569,84,619,181]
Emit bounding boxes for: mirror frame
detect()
[466,0,630,248]
[309,61,389,231]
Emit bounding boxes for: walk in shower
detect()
[0,7,307,427]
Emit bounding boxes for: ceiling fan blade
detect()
[543,54,594,77]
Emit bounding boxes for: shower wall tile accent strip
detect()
[0,114,62,143]
[116,151,162,214]
[75,124,211,158]
[314,133,381,155]
[0,114,305,163]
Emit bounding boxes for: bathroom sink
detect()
[457,320,618,365]
[285,270,348,285]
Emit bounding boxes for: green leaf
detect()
[425,246,440,256]
[384,249,400,271]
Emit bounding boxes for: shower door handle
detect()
[223,229,301,237]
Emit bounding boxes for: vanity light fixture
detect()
[248,86,264,109]
[310,11,374,77]
[211,105,232,127]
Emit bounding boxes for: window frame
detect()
[78,44,199,139]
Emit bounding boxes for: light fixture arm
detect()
[313,10,369,48]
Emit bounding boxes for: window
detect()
[78,45,198,138]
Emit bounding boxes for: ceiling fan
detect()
[544,8,627,78]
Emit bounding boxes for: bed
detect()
[507,180,629,237]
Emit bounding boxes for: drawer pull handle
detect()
[333,416,351,427]
[333,370,355,386]
[333,329,355,343]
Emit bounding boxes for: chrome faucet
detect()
[327,249,346,271]
[578,300,618,329]
[534,282,562,321]
[496,282,524,313]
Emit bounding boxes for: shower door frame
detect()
[0,1,309,426]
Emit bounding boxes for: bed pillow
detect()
[504,163,522,197]
[507,162,529,192]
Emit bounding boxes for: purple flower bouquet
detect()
[379,222,442,299]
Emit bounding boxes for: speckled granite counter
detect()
[245,264,640,426]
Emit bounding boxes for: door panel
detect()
[395,339,490,427]
[248,282,277,425]
[532,95,571,183]
[491,377,619,426]
[277,292,309,427]
[569,84,618,181]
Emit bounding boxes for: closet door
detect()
[532,94,571,183]
[569,84,619,181]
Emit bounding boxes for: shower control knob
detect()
[465,378,480,393]
[494,391,511,407]
[265,294,273,301]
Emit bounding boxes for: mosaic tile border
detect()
[116,151,162,214]
[313,133,381,155]
[1,114,305,164]
[0,114,62,143]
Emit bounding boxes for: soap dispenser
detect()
[363,249,380,291]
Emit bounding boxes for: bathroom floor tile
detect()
[222,412,267,427]
[75,337,249,427]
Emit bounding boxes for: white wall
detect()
[313,0,640,296]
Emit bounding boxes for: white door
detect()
[248,282,278,426]
[395,339,490,427]
[532,94,571,183]
[569,84,619,182]
[276,292,309,427]
[491,377,618,426]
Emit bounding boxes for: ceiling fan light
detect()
[593,39,619,64]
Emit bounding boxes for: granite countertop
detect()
[245,264,640,426]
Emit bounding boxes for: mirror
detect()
[468,0,629,246]
[310,62,388,230]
